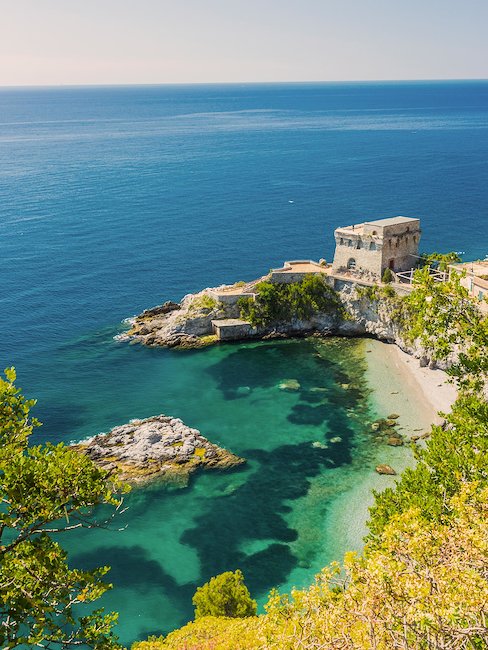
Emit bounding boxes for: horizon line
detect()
[1,77,488,90]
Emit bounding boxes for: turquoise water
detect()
[62,336,399,643]
[2,81,487,644]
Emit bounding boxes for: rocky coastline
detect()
[122,275,454,371]
[71,415,245,486]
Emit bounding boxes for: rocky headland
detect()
[122,274,455,371]
[71,415,245,486]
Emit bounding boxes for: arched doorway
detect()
[347,258,356,270]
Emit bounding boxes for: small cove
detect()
[51,334,430,646]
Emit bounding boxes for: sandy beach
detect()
[314,338,458,570]
[365,340,458,428]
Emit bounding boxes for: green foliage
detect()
[397,267,484,364]
[355,283,398,302]
[381,267,393,283]
[420,250,462,271]
[192,570,257,619]
[135,485,488,649]
[0,368,123,648]
[368,391,488,540]
[238,275,343,327]
[189,294,218,311]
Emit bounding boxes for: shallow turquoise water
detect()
[56,335,397,644]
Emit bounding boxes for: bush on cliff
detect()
[420,250,461,271]
[192,569,257,619]
[0,368,123,649]
[238,274,343,327]
[397,267,487,391]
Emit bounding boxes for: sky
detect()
[0,0,487,86]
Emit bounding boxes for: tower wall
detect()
[332,217,421,277]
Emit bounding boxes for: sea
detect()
[1,81,488,645]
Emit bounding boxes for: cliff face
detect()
[122,281,452,369]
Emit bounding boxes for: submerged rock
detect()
[376,464,397,475]
[71,415,245,486]
[312,440,328,449]
[387,436,404,446]
[279,379,301,392]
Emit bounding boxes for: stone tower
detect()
[332,216,421,278]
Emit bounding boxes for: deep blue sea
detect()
[1,81,488,645]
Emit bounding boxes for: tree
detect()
[397,267,484,363]
[192,570,257,619]
[238,275,343,327]
[420,250,461,271]
[381,267,393,283]
[0,368,124,649]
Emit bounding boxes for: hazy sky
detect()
[1,0,487,86]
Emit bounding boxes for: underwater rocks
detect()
[386,436,404,446]
[71,415,245,486]
[375,464,397,476]
[279,379,301,391]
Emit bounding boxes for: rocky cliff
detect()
[122,279,453,370]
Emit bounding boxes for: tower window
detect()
[369,241,376,251]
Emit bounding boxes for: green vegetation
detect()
[368,391,488,539]
[134,265,488,650]
[0,368,123,649]
[189,294,219,312]
[192,570,257,619]
[420,250,462,271]
[396,267,487,391]
[355,283,398,302]
[381,267,393,283]
[238,275,343,327]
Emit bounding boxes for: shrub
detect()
[192,570,257,619]
[189,294,218,311]
[381,267,393,283]
[238,274,343,327]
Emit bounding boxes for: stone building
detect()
[332,216,421,278]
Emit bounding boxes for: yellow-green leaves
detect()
[192,570,257,619]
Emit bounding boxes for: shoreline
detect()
[314,338,457,571]
[368,341,457,427]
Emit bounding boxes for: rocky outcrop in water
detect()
[120,275,458,371]
[71,415,245,486]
